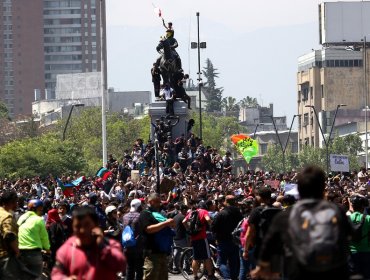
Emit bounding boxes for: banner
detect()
[330,154,349,172]
[230,134,259,163]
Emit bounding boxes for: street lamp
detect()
[265,115,299,172]
[305,104,346,174]
[62,103,84,141]
[191,12,206,139]
[100,0,107,166]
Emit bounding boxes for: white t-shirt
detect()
[161,87,174,100]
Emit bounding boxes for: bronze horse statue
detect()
[156,38,180,86]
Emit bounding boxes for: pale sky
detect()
[105,0,359,122]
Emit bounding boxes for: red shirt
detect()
[185,209,209,241]
[52,236,126,280]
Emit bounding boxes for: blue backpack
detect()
[121,221,136,248]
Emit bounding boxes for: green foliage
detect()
[239,97,259,108]
[221,96,240,112]
[61,108,150,174]
[0,133,85,179]
[191,111,246,154]
[261,144,299,172]
[262,134,364,172]
[0,100,9,120]
[202,59,224,112]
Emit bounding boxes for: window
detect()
[260,143,268,155]
[310,86,313,99]
[298,90,301,103]
[303,113,309,127]
[321,85,324,98]
[298,115,302,129]
[311,137,315,146]
[301,83,309,101]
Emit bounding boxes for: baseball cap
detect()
[130,199,142,212]
[105,205,117,215]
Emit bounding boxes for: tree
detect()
[190,111,246,153]
[261,144,299,172]
[239,96,259,108]
[59,108,151,174]
[0,133,86,179]
[202,59,224,112]
[221,96,240,112]
[0,100,9,120]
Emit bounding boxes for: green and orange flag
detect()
[230,134,259,163]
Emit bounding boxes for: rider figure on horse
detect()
[156,22,182,71]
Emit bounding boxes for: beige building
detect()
[297,47,370,149]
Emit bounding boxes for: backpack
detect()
[289,199,346,272]
[258,207,281,241]
[147,210,175,254]
[188,210,203,236]
[351,212,367,243]
[232,218,246,246]
[121,220,136,248]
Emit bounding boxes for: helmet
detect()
[105,205,117,216]
[27,199,43,211]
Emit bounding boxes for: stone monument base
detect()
[148,100,189,140]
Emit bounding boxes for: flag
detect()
[231,134,259,163]
[154,7,162,17]
[96,167,107,177]
[56,178,75,197]
[72,176,86,189]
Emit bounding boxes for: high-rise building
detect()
[0,0,106,117]
[43,0,107,99]
[297,48,369,148]
[0,0,45,116]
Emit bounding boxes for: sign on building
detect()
[330,154,349,172]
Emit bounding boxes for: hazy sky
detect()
[105,0,358,121]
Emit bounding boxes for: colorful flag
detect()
[56,178,75,197]
[231,134,259,163]
[72,176,86,189]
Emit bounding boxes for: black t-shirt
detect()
[139,210,161,253]
[258,205,351,280]
[248,205,265,255]
[173,212,187,241]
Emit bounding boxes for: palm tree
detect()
[221,96,239,112]
[239,96,259,108]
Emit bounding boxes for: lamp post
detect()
[62,104,84,141]
[100,0,107,166]
[364,36,368,168]
[191,12,206,139]
[305,104,346,174]
[154,135,161,194]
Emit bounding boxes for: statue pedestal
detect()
[148,100,189,140]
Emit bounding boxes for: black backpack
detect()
[188,210,203,236]
[258,207,281,241]
[289,199,346,272]
[232,218,246,246]
[351,212,367,243]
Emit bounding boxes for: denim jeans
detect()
[125,248,144,280]
[217,240,240,280]
[239,247,256,280]
[20,250,43,279]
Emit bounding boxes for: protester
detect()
[348,195,370,279]
[18,199,51,279]
[46,208,66,267]
[139,193,175,280]
[123,198,144,280]
[183,200,216,280]
[52,206,126,279]
[251,166,352,280]
[0,190,20,278]
[211,195,243,280]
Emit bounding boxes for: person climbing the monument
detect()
[151,63,161,100]
[162,19,174,36]
[161,83,175,117]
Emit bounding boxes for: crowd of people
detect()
[1,135,370,280]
